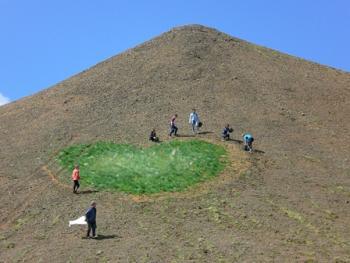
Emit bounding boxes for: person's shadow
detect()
[176,134,196,138]
[227,139,265,154]
[230,139,243,144]
[197,131,213,135]
[78,190,99,195]
[94,234,119,240]
[176,131,214,137]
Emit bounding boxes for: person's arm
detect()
[93,208,97,221]
[85,209,91,222]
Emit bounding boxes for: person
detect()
[149,129,159,142]
[189,109,200,134]
[169,114,178,137]
[85,201,97,238]
[243,133,254,152]
[71,165,80,194]
[222,124,233,141]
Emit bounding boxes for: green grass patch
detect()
[57,140,227,194]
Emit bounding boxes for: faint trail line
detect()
[1,125,102,231]
[0,164,62,231]
[42,165,71,189]
[0,139,76,231]
[0,166,56,231]
[0,177,48,231]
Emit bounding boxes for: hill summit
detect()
[1,25,350,261]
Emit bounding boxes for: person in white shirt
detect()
[189,109,200,134]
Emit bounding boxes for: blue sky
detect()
[0,0,349,104]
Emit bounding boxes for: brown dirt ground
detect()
[1,25,350,262]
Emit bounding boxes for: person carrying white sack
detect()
[69,201,97,239]
[189,109,201,134]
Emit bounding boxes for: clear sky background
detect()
[0,0,349,105]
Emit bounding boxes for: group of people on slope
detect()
[149,109,203,141]
[71,108,255,238]
[149,108,255,152]
[222,124,254,152]
[149,109,201,141]
[168,109,202,136]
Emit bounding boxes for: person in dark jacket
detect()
[85,201,97,238]
[222,124,233,141]
[149,129,159,142]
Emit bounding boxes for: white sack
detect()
[69,216,87,227]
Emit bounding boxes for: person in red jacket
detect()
[72,165,80,194]
[169,114,178,137]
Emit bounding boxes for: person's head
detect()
[75,165,79,169]
[174,114,178,118]
[192,108,196,112]
[90,201,96,207]
[152,128,156,132]
[225,124,230,128]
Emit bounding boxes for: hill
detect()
[0,24,350,262]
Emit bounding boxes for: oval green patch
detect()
[57,140,227,194]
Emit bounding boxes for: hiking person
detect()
[85,201,97,238]
[169,114,178,137]
[222,124,233,141]
[243,133,254,152]
[72,165,80,194]
[149,129,159,142]
[189,109,200,134]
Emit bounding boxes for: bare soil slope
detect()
[1,25,350,262]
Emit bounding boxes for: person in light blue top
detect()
[189,109,200,134]
[243,133,254,152]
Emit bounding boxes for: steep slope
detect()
[0,25,350,261]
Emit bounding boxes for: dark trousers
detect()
[191,121,197,133]
[169,125,178,136]
[222,134,230,140]
[244,142,253,151]
[87,222,96,237]
[73,180,80,193]
[150,136,159,142]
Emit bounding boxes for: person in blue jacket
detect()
[243,133,254,152]
[85,201,97,238]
